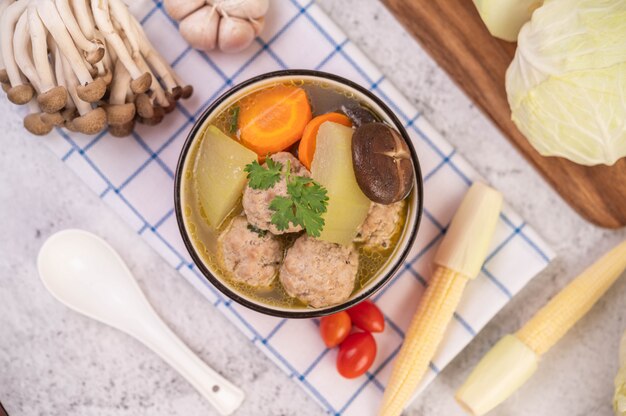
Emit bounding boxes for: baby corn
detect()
[457,239,626,416]
[379,182,503,416]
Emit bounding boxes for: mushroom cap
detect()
[106,103,136,124]
[135,93,155,118]
[41,111,65,126]
[72,107,107,135]
[62,107,78,122]
[108,119,135,137]
[180,6,219,51]
[180,85,193,99]
[77,77,107,103]
[170,86,182,100]
[101,69,113,85]
[218,16,256,54]
[341,104,379,128]
[0,69,8,84]
[1,82,9,93]
[351,123,414,204]
[138,107,165,126]
[163,93,177,113]
[85,45,105,65]
[64,119,79,132]
[7,84,35,105]
[130,72,152,94]
[37,86,68,114]
[24,113,53,136]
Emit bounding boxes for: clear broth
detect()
[182,79,410,309]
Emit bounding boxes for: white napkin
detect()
[41,0,555,414]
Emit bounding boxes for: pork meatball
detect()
[218,216,282,287]
[280,235,358,308]
[355,201,405,249]
[243,152,310,235]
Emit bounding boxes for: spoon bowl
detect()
[38,229,245,416]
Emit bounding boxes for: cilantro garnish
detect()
[244,157,329,237]
[245,158,283,190]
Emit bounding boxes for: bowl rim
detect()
[174,69,424,318]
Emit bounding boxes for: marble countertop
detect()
[1,1,625,415]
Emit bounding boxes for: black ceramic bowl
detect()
[175,70,423,318]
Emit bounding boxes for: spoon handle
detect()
[130,308,245,416]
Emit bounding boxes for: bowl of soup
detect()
[175,70,423,318]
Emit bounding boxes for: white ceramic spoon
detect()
[37,229,245,416]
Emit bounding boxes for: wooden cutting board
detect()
[382,0,626,229]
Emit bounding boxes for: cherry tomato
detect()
[347,300,385,333]
[337,332,377,379]
[320,311,351,348]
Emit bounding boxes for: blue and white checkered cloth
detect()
[39,1,555,414]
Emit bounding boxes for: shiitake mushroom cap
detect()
[341,103,379,128]
[352,122,414,205]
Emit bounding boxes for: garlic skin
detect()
[179,6,220,51]
[207,0,269,20]
[164,0,205,21]
[218,16,256,54]
[164,0,269,53]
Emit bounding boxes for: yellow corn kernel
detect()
[517,240,626,355]
[379,266,469,416]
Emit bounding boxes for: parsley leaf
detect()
[269,196,297,231]
[245,155,329,236]
[245,158,283,190]
[270,175,329,237]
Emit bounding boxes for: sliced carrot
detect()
[298,112,352,169]
[238,85,312,157]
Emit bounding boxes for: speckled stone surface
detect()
[1,1,625,415]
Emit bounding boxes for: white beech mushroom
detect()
[34,0,106,102]
[28,4,68,113]
[163,0,269,53]
[126,8,192,99]
[0,0,191,137]
[24,99,54,135]
[0,0,15,83]
[1,0,35,104]
[55,0,103,63]
[13,11,42,93]
[90,0,150,94]
[60,53,106,134]
[105,59,135,137]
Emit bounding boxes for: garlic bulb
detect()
[164,0,269,53]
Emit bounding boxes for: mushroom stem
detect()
[108,0,139,54]
[0,0,15,71]
[61,53,106,134]
[109,58,129,105]
[55,0,104,63]
[33,0,93,86]
[70,0,96,39]
[28,3,69,113]
[13,11,42,93]
[51,39,75,112]
[27,9,56,91]
[128,14,181,94]
[1,0,34,104]
[90,0,149,93]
